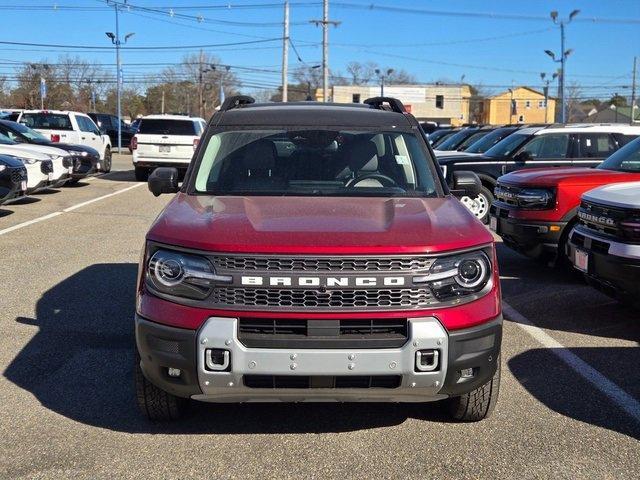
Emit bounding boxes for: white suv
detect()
[17,110,112,172]
[131,114,206,181]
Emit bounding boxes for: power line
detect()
[0,38,284,50]
[331,2,640,25]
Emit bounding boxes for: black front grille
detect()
[62,156,73,168]
[244,375,402,389]
[212,287,435,310]
[571,231,610,255]
[238,318,408,348]
[578,200,634,241]
[40,160,53,174]
[494,183,521,207]
[212,255,434,272]
[9,167,27,183]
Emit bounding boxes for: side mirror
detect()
[451,171,482,198]
[148,167,179,197]
[514,150,531,163]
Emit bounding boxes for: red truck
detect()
[489,137,640,263]
[135,96,503,422]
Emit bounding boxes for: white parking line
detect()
[503,301,640,425]
[0,183,143,237]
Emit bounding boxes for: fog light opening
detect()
[167,367,181,378]
[460,368,475,379]
[205,349,231,371]
[415,349,440,372]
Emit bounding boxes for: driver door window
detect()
[508,133,570,173]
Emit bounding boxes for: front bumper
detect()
[490,204,565,258]
[71,154,99,179]
[136,314,502,402]
[568,227,640,304]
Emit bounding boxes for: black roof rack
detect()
[363,97,406,114]
[220,95,255,112]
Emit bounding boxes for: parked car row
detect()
[488,136,640,307]
[437,123,640,223]
[0,116,101,206]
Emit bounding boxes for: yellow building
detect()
[481,87,556,125]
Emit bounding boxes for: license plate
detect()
[159,145,171,153]
[68,166,74,174]
[21,180,27,191]
[573,249,589,273]
[489,216,498,232]
[48,172,54,181]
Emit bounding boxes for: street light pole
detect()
[106,1,134,154]
[546,9,579,123]
[540,72,558,123]
[375,68,393,96]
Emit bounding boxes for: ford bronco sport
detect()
[135,96,502,422]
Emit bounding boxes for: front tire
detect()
[446,356,500,422]
[460,185,494,224]
[102,149,112,173]
[135,353,187,421]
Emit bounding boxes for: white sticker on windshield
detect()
[585,138,592,147]
[395,155,410,165]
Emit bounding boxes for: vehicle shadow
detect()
[5,196,41,205]
[3,263,449,434]
[0,208,14,218]
[497,244,640,344]
[508,347,640,441]
[98,170,136,182]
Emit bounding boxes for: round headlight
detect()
[455,257,487,288]
[153,257,185,287]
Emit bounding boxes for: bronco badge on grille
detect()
[240,274,408,289]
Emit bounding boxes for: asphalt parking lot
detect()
[1,154,638,479]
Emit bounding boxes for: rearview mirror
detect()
[451,171,482,198]
[148,167,179,197]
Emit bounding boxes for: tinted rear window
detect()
[21,113,73,131]
[138,119,195,135]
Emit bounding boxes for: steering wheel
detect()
[347,172,399,188]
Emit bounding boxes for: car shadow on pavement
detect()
[5,196,42,205]
[0,208,14,217]
[97,170,136,182]
[3,263,451,434]
[508,348,640,441]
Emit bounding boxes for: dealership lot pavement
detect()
[1,154,638,479]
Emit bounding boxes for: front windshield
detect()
[0,132,17,145]
[484,132,530,158]
[427,129,452,144]
[193,129,438,198]
[597,137,640,172]
[435,129,476,151]
[465,128,516,154]
[431,130,456,147]
[6,122,49,142]
[458,131,490,151]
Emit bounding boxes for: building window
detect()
[435,95,444,109]
[525,100,531,109]
[518,115,525,123]
[352,93,361,103]
[538,100,546,108]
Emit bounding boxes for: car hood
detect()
[582,181,640,209]
[45,142,100,157]
[434,150,483,158]
[147,194,493,255]
[498,167,639,187]
[0,144,51,160]
[0,154,27,168]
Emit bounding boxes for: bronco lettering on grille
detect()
[241,276,407,288]
[578,211,616,226]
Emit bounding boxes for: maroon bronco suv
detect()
[135,96,503,422]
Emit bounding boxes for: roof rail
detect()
[220,95,255,112]
[363,97,406,114]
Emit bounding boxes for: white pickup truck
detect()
[17,110,112,172]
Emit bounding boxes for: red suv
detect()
[135,96,503,422]
[490,137,640,261]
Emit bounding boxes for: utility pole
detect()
[106,0,134,154]
[161,89,165,114]
[198,50,205,118]
[281,0,289,102]
[630,56,637,125]
[310,0,340,102]
[545,9,579,123]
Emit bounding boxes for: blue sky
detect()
[1,0,639,99]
